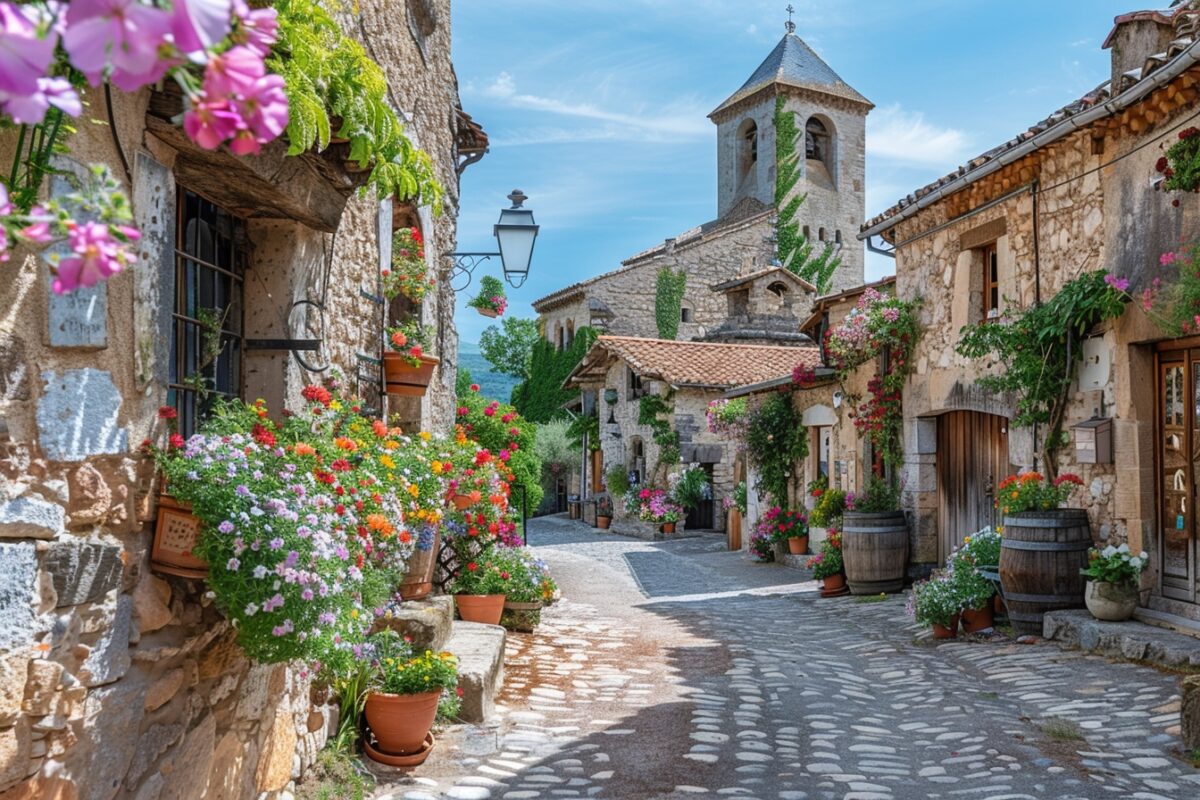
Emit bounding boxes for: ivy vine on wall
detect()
[774,97,839,294]
[655,267,688,340]
[638,392,680,477]
[745,391,808,507]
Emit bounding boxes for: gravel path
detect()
[375,515,1199,800]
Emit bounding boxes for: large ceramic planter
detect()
[383,353,440,397]
[820,573,849,598]
[364,690,441,755]
[961,604,994,633]
[842,510,908,594]
[1084,580,1139,621]
[787,536,809,555]
[931,614,960,640]
[455,594,505,625]
[501,600,543,633]
[151,496,208,578]
[597,516,612,530]
[399,529,441,601]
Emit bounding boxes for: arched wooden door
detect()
[936,411,1010,562]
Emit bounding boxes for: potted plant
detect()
[749,526,775,562]
[765,507,809,555]
[383,321,439,397]
[807,529,847,596]
[595,494,614,529]
[382,227,436,305]
[468,275,508,318]
[996,472,1089,635]
[809,487,846,539]
[908,571,962,639]
[842,476,907,595]
[500,549,558,632]
[363,631,458,765]
[1081,544,1147,621]
[670,466,711,516]
[399,525,441,602]
[949,528,1002,628]
[636,487,683,534]
[448,547,511,625]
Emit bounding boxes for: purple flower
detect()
[218,520,235,534]
[268,537,284,550]
[252,565,268,579]
[1104,273,1130,293]
[226,557,240,571]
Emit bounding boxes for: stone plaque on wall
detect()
[45,168,108,348]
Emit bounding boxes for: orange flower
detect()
[335,437,358,452]
[390,331,408,348]
[372,419,388,438]
[294,442,316,457]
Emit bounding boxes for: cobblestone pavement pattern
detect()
[375,516,1200,800]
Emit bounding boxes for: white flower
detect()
[1117,543,1130,554]
[1101,545,1117,558]
[1129,557,1143,570]
[1139,551,1148,560]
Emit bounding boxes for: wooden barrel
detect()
[999,509,1092,635]
[842,511,908,594]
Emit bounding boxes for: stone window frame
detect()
[980,241,1000,321]
[627,367,645,401]
[736,117,758,188]
[804,115,838,188]
[680,306,693,323]
[629,436,646,486]
[169,188,248,437]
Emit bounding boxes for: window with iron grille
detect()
[169,190,247,436]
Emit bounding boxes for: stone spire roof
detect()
[710,32,872,117]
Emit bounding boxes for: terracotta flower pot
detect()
[820,572,849,597]
[660,522,676,534]
[1084,580,1139,621]
[787,535,809,555]
[151,496,208,578]
[455,594,506,625]
[383,353,440,397]
[364,732,434,767]
[399,529,441,601]
[364,690,441,755]
[597,516,612,530]
[961,603,995,633]
[476,307,499,318]
[931,614,960,640]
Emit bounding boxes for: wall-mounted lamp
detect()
[445,190,540,291]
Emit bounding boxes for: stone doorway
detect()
[936,411,1010,563]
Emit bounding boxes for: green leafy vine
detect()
[654,267,687,340]
[745,391,808,506]
[774,97,839,294]
[638,393,679,474]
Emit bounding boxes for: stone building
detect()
[534,23,869,347]
[858,6,1200,623]
[0,1,485,796]
[565,336,820,534]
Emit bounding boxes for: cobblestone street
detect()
[373,516,1200,800]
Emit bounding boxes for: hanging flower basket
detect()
[383,353,440,396]
[467,275,507,318]
[151,495,208,578]
[477,307,500,318]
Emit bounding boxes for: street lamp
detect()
[447,189,540,290]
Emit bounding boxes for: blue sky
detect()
[450,0,1136,345]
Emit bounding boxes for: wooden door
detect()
[1157,351,1197,603]
[936,411,1010,562]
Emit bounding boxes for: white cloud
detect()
[867,104,970,168]
[472,72,710,139]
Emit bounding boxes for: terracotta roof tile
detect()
[568,336,821,389]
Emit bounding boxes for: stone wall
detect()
[0,1,468,795]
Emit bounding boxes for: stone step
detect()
[371,595,453,653]
[444,621,506,724]
[1044,608,1200,668]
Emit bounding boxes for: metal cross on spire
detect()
[785,4,796,33]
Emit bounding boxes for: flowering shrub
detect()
[995,472,1083,515]
[1155,125,1200,194]
[757,506,808,545]
[809,488,846,528]
[733,481,748,516]
[156,389,428,664]
[705,397,749,442]
[825,288,921,467]
[455,382,542,513]
[745,391,807,506]
[368,631,458,696]
[749,527,775,562]
[907,571,960,627]
[448,547,513,596]
[669,465,711,511]
[635,487,683,524]
[950,527,1001,571]
[468,275,508,316]
[1081,544,1148,585]
[845,476,901,514]
[807,474,828,499]
[501,548,558,604]
[807,530,843,579]
[382,227,435,304]
[384,321,432,366]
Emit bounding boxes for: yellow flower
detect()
[419,431,432,441]
[431,460,444,475]
[330,399,343,411]
[379,454,396,469]
[408,484,420,498]
[351,609,359,618]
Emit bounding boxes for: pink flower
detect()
[63,0,174,91]
[202,44,265,96]
[1103,273,1129,292]
[0,3,57,98]
[483,406,495,417]
[183,98,241,149]
[19,206,52,243]
[52,221,137,294]
[231,0,278,57]
[169,0,232,56]
[1161,251,1178,266]
[232,72,288,149]
[0,76,81,124]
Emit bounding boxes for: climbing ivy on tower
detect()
[774,97,839,294]
[655,268,688,339]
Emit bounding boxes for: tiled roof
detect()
[711,33,872,117]
[566,336,821,390]
[710,266,817,294]
[861,8,1200,237]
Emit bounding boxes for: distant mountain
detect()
[458,341,521,403]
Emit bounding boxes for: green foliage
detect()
[733,481,748,516]
[480,317,541,380]
[909,572,960,627]
[468,275,507,313]
[296,748,374,800]
[670,466,711,511]
[534,418,578,480]
[456,385,544,511]
[808,532,844,579]
[6,106,75,213]
[638,393,679,471]
[605,464,631,498]
[745,392,807,506]
[268,0,444,206]
[1158,126,1200,192]
[511,327,598,423]
[368,630,457,696]
[847,475,901,513]
[774,97,840,293]
[566,409,601,453]
[809,488,846,528]
[654,267,687,340]
[955,270,1127,475]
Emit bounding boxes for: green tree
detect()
[479,317,541,379]
[655,268,687,340]
[510,327,599,423]
[775,97,840,294]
